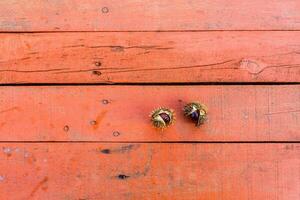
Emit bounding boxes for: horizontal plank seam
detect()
[0,82,300,87]
[3,30,300,33]
[0,141,298,143]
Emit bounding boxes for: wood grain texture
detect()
[1,32,300,83]
[0,85,299,142]
[1,0,300,31]
[0,143,299,200]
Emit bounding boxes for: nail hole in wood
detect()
[90,120,97,125]
[102,99,109,104]
[95,61,101,67]
[101,7,109,13]
[113,131,120,137]
[63,125,69,132]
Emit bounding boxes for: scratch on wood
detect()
[0,68,69,73]
[62,44,85,48]
[265,109,300,115]
[0,107,19,114]
[29,177,48,198]
[240,58,300,75]
[53,68,103,74]
[104,59,234,74]
[87,45,172,51]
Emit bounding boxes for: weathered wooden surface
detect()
[1,0,300,31]
[0,1,299,199]
[0,85,299,141]
[1,32,300,83]
[0,143,299,200]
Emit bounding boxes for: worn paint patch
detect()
[24,150,37,164]
[2,147,13,157]
[0,175,5,182]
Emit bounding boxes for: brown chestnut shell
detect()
[184,102,207,126]
[150,108,175,129]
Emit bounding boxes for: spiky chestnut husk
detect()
[184,102,207,126]
[150,108,175,129]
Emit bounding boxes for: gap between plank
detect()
[2,30,300,33]
[0,82,300,87]
[0,141,298,144]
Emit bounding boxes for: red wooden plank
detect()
[0,85,299,141]
[1,0,300,31]
[0,143,299,199]
[1,32,300,83]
